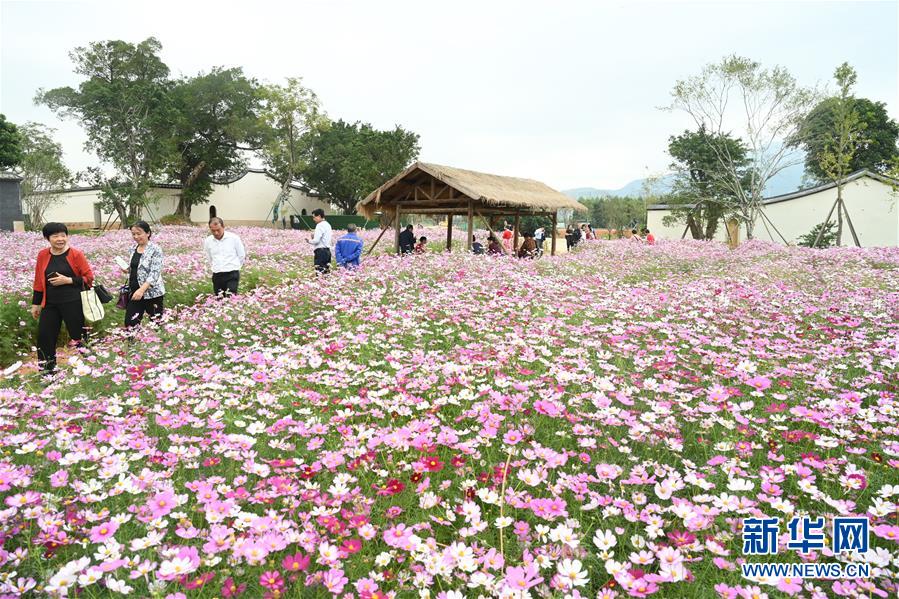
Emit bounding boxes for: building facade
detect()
[41,169,333,229]
[646,171,899,247]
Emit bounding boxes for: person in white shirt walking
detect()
[307,208,333,274]
[204,217,246,296]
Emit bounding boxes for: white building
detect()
[41,169,333,228]
[646,170,899,247]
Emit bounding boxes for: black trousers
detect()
[212,271,240,296]
[37,300,85,372]
[125,295,164,328]
[314,248,331,274]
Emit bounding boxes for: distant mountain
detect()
[564,161,807,201]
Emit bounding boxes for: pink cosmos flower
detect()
[776,576,803,595]
[321,568,348,594]
[88,520,119,543]
[745,375,771,392]
[221,577,246,598]
[383,524,413,548]
[282,552,310,572]
[49,470,69,488]
[259,570,284,591]
[504,564,543,591]
[148,490,177,519]
[872,525,899,542]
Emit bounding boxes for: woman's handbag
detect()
[81,286,105,323]
[116,285,130,310]
[93,283,113,304]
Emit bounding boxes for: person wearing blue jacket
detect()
[335,223,364,269]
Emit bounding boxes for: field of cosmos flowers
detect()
[0,226,897,599]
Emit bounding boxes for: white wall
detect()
[761,177,897,246]
[647,175,898,247]
[190,171,332,224]
[39,170,334,227]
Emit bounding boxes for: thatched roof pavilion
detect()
[356,162,587,255]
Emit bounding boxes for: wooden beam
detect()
[396,199,465,208]
[476,210,512,256]
[467,199,474,250]
[367,213,396,256]
[414,185,433,201]
[395,205,402,254]
[513,210,520,254]
[551,211,557,256]
[446,214,453,251]
[395,207,528,216]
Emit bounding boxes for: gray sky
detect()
[1,0,897,190]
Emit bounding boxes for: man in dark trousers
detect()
[306,208,333,274]
[398,224,415,255]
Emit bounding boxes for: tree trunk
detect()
[835,185,844,247]
[744,217,754,240]
[114,202,128,228]
[175,195,191,219]
[704,217,719,241]
[686,214,703,240]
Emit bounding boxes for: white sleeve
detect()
[236,237,246,266]
[310,223,323,246]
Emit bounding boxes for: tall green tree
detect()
[302,120,420,214]
[579,195,645,236]
[37,37,175,225]
[169,67,265,218]
[259,78,328,214]
[14,123,73,228]
[667,55,817,239]
[665,127,749,240]
[0,114,24,168]
[812,63,866,246]
[795,96,898,182]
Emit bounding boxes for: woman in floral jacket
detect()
[120,221,165,327]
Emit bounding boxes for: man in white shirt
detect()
[306,208,333,274]
[204,217,246,296]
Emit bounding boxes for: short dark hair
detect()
[419,236,427,242]
[347,223,357,232]
[42,222,68,239]
[311,208,325,218]
[131,220,152,238]
[209,217,224,226]
[405,224,414,231]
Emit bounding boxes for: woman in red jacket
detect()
[31,222,94,372]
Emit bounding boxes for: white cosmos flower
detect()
[157,376,178,393]
[727,478,754,492]
[557,559,589,588]
[593,529,617,551]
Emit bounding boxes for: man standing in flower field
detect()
[204,217,246,297]
[307,208,333,274]
[335,223,363,269]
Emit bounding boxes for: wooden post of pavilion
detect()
[551,211,557,256]
[446,214,453,251]
[513,211,520,254]
[394,206,402,254]
[466,200,474,250]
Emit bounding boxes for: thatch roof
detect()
[356,162,587,219]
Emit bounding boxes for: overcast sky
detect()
[1,0,897,190]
